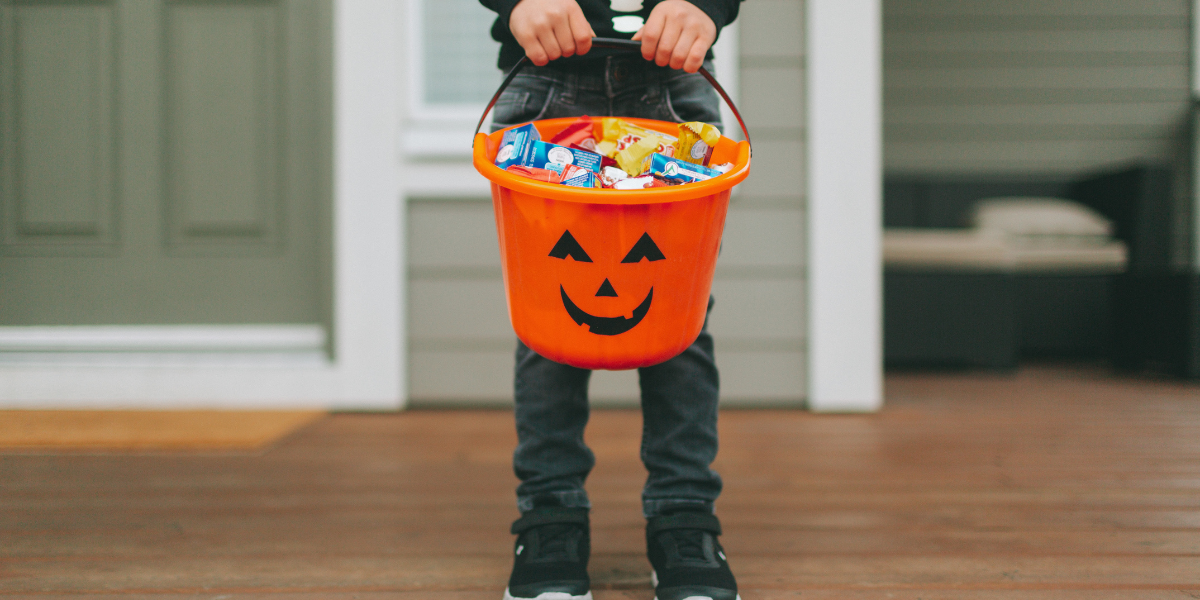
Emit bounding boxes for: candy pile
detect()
[494,116,733,190]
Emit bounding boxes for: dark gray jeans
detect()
[492,55,724,518]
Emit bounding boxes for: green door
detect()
[0,0,330,326]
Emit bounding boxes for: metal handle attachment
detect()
[474,37,750,148]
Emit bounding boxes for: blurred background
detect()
[0,0,1196,410]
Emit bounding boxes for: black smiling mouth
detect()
[560,285,653,336]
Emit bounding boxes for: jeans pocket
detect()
[491,78,557,129]
[663,69,723,129]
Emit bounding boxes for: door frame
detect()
[0,0,405,409]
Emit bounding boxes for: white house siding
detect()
[406,0,808,406]
[884,0,1192,175]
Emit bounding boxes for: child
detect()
[478,2,743,599]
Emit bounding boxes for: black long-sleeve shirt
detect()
[479,0,742,70]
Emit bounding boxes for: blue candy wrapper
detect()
[559,165,598,188]
[649,153,721,183]
[494,123,541,170]
[528,141,604,173]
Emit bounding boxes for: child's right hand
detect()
[509,0,596,66]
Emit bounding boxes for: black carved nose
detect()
[595,279,618,297]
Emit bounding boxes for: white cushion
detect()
[969,197,1113,240]
[883,229,1014,270]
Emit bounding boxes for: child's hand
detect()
[632,0,717,73]
[509,0,596,66]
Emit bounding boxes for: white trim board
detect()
[0,0,406,409]
[805,0,883,412]
[0,325,325,353]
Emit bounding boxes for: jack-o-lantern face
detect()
[549,230,665,336]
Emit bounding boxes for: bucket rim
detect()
[472,117,751,206]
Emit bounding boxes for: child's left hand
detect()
[632,0,717,73]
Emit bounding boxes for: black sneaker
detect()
[646,511,740,600]
[504,507,592,600]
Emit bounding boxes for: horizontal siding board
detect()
[887,88,1189,105]
[886,103,1188,127]
[886,0,1188,17]
[709,279,805,340]
[740,66,804,129]
[409,349,512,402]
[883,0,1189,175]
[885,140,1171,173]
[732,139,805,201]
[887,16,1187,30]
[886,66,1186,90]
[719,350,805,402]
[888,52,1186,69]
[408,348,806,404]
[717,207,805,268]
[408,201,498,269]
[886,124,1177,142]
[738,0,803,59]
[885,29,1187,54]
[409,279,512,341]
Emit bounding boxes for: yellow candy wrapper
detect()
[598,118,676,159]
[615,135,661,176]
[675,122,721,166]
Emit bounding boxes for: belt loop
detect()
[605,55,615,98]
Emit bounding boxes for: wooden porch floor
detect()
[4,365,1200,598]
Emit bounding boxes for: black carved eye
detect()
[621,233,665,263]
[549,230,592,262]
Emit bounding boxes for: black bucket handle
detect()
[474,37,750,149]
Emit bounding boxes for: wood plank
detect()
[3,366,1200,595]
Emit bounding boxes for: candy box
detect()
[494,123,541,170]
[559,164,598,188]
[650,153,722,183]
[528,141,604,173]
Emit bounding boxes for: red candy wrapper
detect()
[550,116,597,152]
[506,165,562,183]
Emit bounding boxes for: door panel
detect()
[0,0,331,326]
[166,2,280,248]
[2,2,116,253]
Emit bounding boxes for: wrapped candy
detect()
[596,118,676,159]
[559,164,599,188]
[549,116,597,152]
[675,122,721,166]
[614,136,661,177]
[506,165,562,183]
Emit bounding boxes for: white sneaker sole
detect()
[503,588,592,600]
[650,570,742,600]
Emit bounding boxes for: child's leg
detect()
[513,339,596,513]
[636,297,722,518]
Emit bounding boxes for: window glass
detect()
[423,0,503,105]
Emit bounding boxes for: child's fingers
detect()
[683,37,709,73]
[536,27,564,62]
[654,22,682,67]
[638,13,664,62]
[568,9,595,55]
[515,31,550,65]
[669,30,698,70]
[553,18,577,57]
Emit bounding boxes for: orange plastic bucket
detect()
[472,39,752,370]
